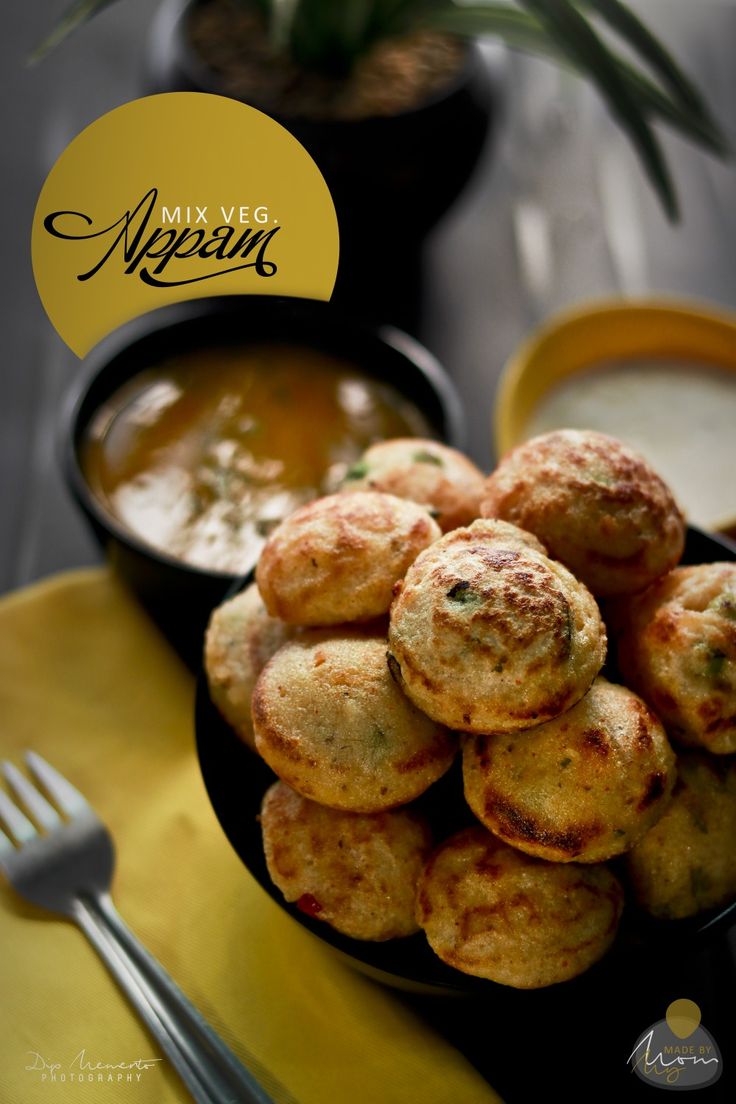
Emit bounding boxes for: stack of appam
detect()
[204,431,736,987]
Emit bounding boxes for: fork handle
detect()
[72,899,218,1103]
[73,895,274,1104]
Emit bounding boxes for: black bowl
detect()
[195,525,736,1000]
[61,295,465,668]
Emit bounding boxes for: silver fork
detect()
[0,751,275,1104]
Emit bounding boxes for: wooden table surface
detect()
[1,3,735,1102]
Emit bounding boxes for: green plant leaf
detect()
[577,0,712,122]
[518,0,677,219]
[266,0,296,51]
[433,6,728,156]
[428,3,557,53]
[288,0,451,75]
[367,0,447,40]
[433,3,700,213]
[619,58,729,156]
[232,0,272,14]
[288,0,371,74]
[30,0,119,63]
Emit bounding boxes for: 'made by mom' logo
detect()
[628,999,722,1090]
[43,187,280,288]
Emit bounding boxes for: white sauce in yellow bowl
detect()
[524,357,736,531]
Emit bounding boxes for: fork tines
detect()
[0,752,90,850]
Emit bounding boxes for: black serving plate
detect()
[195,525,736,1001]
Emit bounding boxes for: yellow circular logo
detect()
[32,93,339,357]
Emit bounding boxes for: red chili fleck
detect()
[296,893,323,917]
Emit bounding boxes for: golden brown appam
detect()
[481,429,685,597]
[387,518,607,734]
[416,826,624,987]
[616,562,736,754]
[260,781,433,940]
[252,629,456,811]
[341,437,485,532]
[625,752,736,919]
[204,583,293,750]
[255,491,441,625]
[463,677,676,862]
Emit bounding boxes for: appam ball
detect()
[463,677,676,862]
[616,562,736,754]
[481,429,685,597]
[256,491,441,625]
[387,519,607,734]
[625,753,736,919]
[341,438,485,532]
[252,629,456,811]
[416,827,624,987]
[204,583,293,750]
[260,781,433,940]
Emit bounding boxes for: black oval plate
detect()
[195,526,736,1000]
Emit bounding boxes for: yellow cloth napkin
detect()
[0,568,501,1104]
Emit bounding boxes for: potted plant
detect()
[37,0,727,324]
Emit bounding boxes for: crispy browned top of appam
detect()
[616,562,736,754]
[625,752,736,919]
[481,429,685,597]
[255,491,441,625]
[463,677,676,862]
[416,827,624,988]
[387,519,607,734]
[260,781,432,940]
[252,629,456,811]
[204,583,293,749]
[341,437,485,532]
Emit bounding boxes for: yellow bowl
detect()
[494,297,736,536]
[495,297,736,454]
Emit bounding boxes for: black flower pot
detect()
[146,0,495,330]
